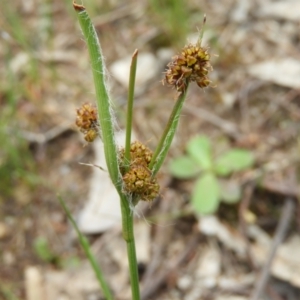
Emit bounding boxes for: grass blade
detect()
[58,195,113,300]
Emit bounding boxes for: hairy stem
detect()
[73,2,121,191]
[74,3,140,299]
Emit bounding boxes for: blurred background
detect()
[0,0,300,299]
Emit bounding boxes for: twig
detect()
[255,89,300,131]
[238,183,256,269]
[261,178,299,198]
[250,198,295,300]
[184,104,243,140]
[273,92,300,120]
[141,191,175,284]
[266,285,285,300]
[19,121,73,144]
[141,235,200,300]
[237,80,265,132]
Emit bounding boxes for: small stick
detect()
[238,183,256,269]
[78,162,106,172]
[250,198,294,300]
[141,235,200,300]
[184,104,242,139]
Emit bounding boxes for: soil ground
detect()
[0,1,300,299]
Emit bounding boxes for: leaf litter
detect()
[1,0,300,299]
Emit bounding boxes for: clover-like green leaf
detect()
[186,135,213,171]
[214,149,254,176]
[191,173,220,215]
[169,156,201,179]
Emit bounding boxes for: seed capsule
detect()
[164,43,212,92]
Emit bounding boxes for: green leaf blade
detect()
[169,156,201,179]
[186,135,213,171]
[58,195,113,300]
[214,149,254,176]
[191,173,220,215]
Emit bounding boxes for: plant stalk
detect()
[124,50,138,172]
[121,49,140,300]
[73,2,121,191]
[119,194,140,300]
[149,89,188,176]
[74,4,140,299]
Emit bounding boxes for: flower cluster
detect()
[119,141,160,202]
[75,103,99,142]
[164,42,212,92]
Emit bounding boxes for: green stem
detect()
[73,2,121,191]
[119,195,140,300]
[58,195,113,300]
[123,53,140,300]
[120,49,140,300]
[149,89,188,176]
[74,4,140,299]
[124,50,138,171]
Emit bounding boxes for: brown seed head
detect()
[119,141,153,169]
[164,43,212,92]
[119,141,159,202]
[84,129,98,143]
[75,103,99,143]
[123,165,159,202]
